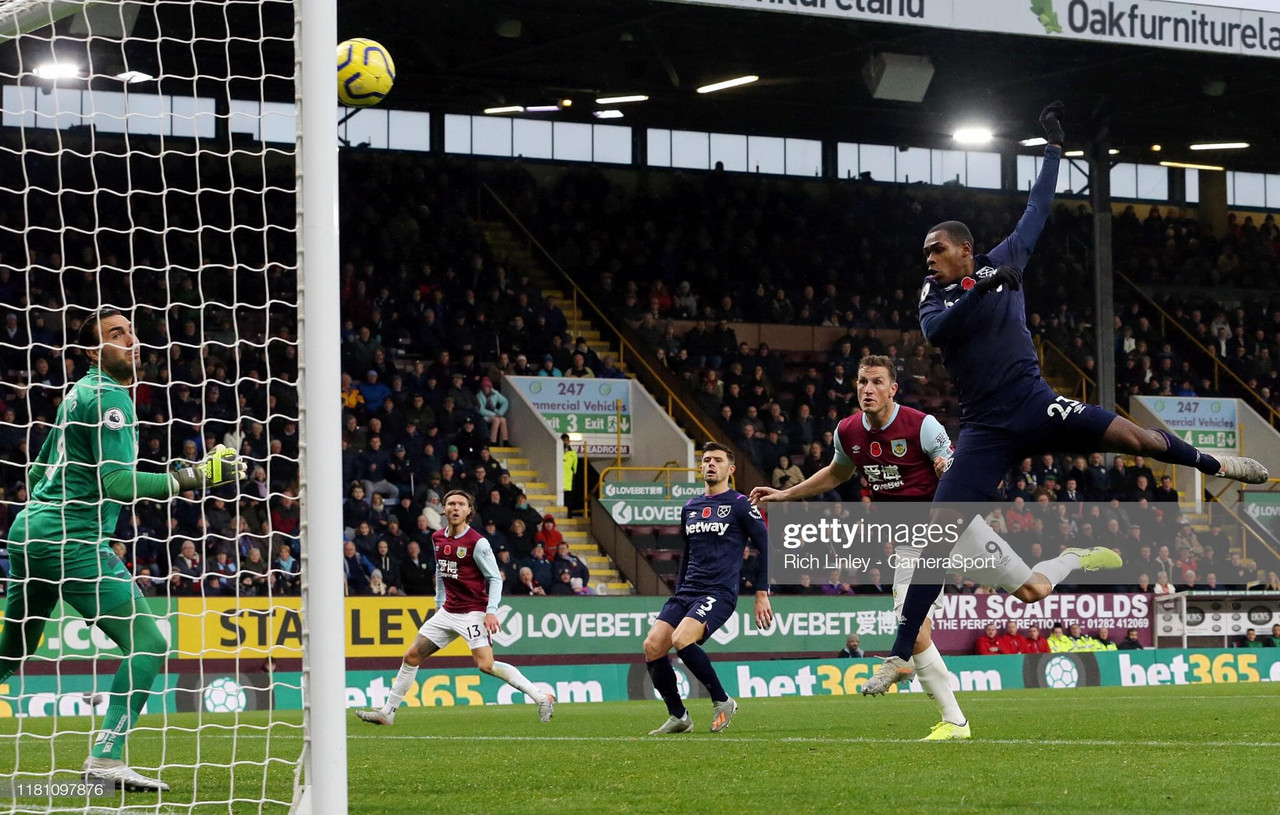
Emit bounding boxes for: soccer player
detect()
[861,101,1269,696]
[355,490,554,725]
[751,355,976,740]
[644,442,772,734]
[0,309,247,791]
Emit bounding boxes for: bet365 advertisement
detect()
[1,650,1276,718]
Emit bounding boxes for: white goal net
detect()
[0,0,344,811]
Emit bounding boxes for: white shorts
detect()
[892,546,946,622]
[418,609,491,651]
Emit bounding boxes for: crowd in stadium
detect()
[2,145,1279,605]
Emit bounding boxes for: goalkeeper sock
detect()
[676,644,728,704]
[646,656,687,719]
[913,644,965,726]
[90,606,166,760]
[490,661,547,705]
[383,662,418,715]
[1034,550,1082,589]
[1152,428,1220,475]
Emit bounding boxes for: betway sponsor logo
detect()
[732,664,1001,698]
[685,521,729,536]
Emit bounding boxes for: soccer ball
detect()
[1043,656,1080,689]
[203,676,248,713]
[336,38,395,107]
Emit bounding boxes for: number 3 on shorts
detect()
[1046,395,1080,421]
[695,596,716,617]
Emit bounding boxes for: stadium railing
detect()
[588,496,672,596]
[478,184,770,491]
[1115,269,1280,428]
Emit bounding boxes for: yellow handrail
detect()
[481,184,722,445]
[1114,269,1280,427]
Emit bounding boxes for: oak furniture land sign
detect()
[657,0,1280,59]
[1134,396,1238,454]
[510,376,632,456]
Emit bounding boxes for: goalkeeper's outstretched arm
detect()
[100,445,247,500]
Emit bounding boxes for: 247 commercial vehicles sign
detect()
[1134,396,1238,454]
[658,0,1280,59]
[509,376,632,456]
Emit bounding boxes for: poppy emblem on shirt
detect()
[442,545,451,556]
[457,547,467,558]
[891,439,908,457]
[869,441,882,457]
[961,276,976,291]
[718,505,731,518]
[701,506,712,518]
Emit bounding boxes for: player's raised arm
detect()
[919,413,954,477]
[988,101,1065,270]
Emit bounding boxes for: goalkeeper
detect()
[0,309,246,792]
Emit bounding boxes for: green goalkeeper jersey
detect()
[22,366,139,546]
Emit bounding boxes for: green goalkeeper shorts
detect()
[4,533,144,622]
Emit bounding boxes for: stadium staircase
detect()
[489,443,634,595]
[480,219,642,594]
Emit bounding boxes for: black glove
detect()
[1040,100,1065,145]
[970,265,1021,295]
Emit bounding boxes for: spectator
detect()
[1153,571,1175,595]
[974,624,1001,655]
[510,566,545,597]
[1094,627,1118,650]
[553,542,590,587]
[1152,474,1179,503]
[740,546,762,594]
[239,546,270,597]
[1116,629,1144,650]
[1177,569,1199,592]
[1024,625,1050,653]
[521,542,554,588]
[372,540,401,595]
[170,540,202,597]
[204,551,236,596]
[996,621,1027,654]
[822,569,852,596]
[1269,624,1280,647]
[273,542,301,595]
[857,568,889,595]
[837,634,864,659]
[508,517,536,559]
[1237,628,1264,648]
[1048,623,1073,652]
[475,377,510,445]
[535,515,565,553]
[400,540,434,596]
[771,455,804,490]
[548,568,576,595]
[343,540,373,595]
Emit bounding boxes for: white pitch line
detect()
[242,733,1280,749]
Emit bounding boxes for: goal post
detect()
[296,0,348,809]
[0,0,347,810]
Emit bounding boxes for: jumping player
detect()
[356,490,555,725]
[751,355,976,739]
[861,101,1269,695]
[643,442,772,734]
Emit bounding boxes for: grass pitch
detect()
[1,683,1276,813]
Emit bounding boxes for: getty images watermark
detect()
[765,502,1174,589]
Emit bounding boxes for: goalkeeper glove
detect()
[1039,100,1065,145]
[971,265,1022,295]
[173,445,247,493]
